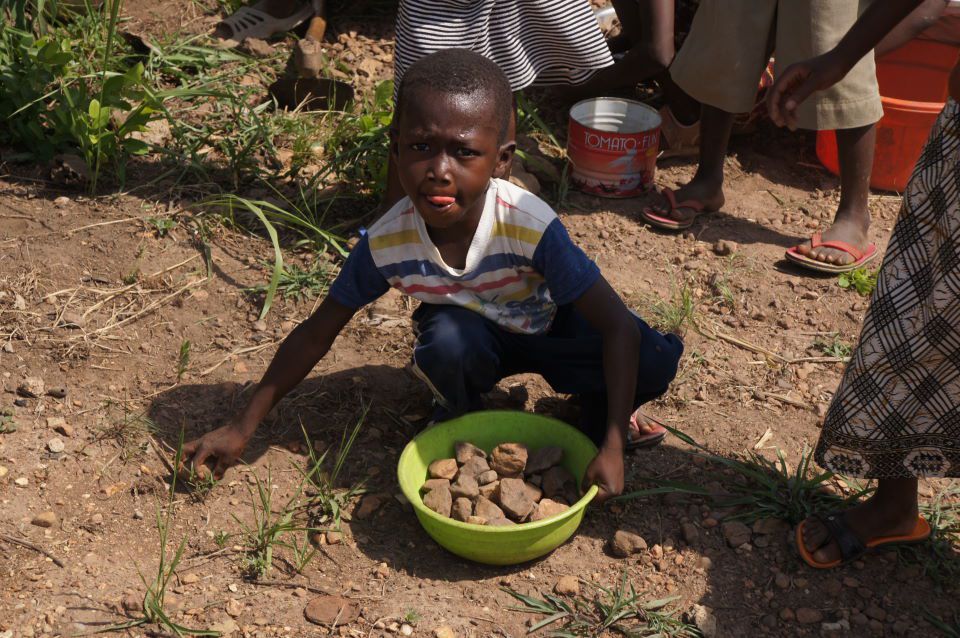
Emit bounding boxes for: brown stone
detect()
[610,530,647,557]
[457,456,490,479]
[541,466,576,499]
[478,481,499,500]
[721,521,752,548]
[486,517,516,527]
[554,575,579,596]
[31,511,57,528]
[304,595,360,625]
[454,441,486,464]
[795,608,823,624]
[530,498,569,522]
[526,446,563,474]
[420,478,451,494]
[450,474,479,500]
[451,497,472,522]
[354,495,383,519]
[465,516,487,525]
[490,443,528,476]
[476,470,498,485]
[474,496,505,521]
[422,485,452,517]
[680,522,699,545]
[752,517,789,535]
[522,481,543,503]
[428,458,458,480]
[495,477,535,520]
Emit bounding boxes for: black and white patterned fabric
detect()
[394,0,614,92]
[817,98,960,479]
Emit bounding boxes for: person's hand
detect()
[181,423,251,480]
[582,444,625,504]
[768,52,850,130]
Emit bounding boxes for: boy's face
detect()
[393,90,515,229]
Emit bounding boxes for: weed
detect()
[925,608,960,637]
[838,267,878,297]
[233,466,318,578]
[503,572,697,637]
[213,530,230,548]
[402,608,421,626]
[148,216,178,238]
[92,404,154,459]
[288,530,318,574]
[897,486,960,590]
[814,334,853,359]
[299,404,367,530]
[246,259,332,303]
[100,432,219,636]
[0,408,17,434]
[617,428,869,525]
[176,339,191,382]
[644,281,696,335]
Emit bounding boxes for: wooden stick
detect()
[0,533,65,567]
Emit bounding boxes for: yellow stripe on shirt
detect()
[369,229,422,251]
[493,222,543,245]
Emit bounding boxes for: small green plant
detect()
[815,334,853,359]
[644,281,696,335]
[148,216,178,238]
[246,260,332,303]
[402,608,421,626]
[299,404,368,530]
[838,266,879,296]
[101,432,219,636]
[288,531,318,574]
[176,340,191,382]
[503,572,697,637]
[0,408,17,434]
[233,466,318,579]
[925,608,960,637]
[213,530,230,548]
[616,427,869,525]
[323,80,394,198]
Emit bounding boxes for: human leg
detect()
[792,124,876,266]
[410,304,507,421]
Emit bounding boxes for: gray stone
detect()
[525,446,563,474]
[495,477,535,520]
[451,497,472,522]
[450,474,479,500]
[422,485,452,517]
[454,441,486,464]
[610,530,647,558]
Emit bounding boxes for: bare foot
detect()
[793,211,871,267]
[646,178,724,226]
[800,496,919,564]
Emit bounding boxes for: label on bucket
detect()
[567,98,661,199]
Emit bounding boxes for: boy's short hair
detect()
[395,49,513,143]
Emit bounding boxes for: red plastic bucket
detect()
[567,98,661,198]
[817,39,958,192]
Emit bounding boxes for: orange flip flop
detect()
[640,188,708,231]
[785,232,878,274]
[625,410,667,450]
[795,513,931,569]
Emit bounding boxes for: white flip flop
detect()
[214,0,314,49]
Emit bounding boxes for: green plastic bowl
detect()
[397,410,599,565]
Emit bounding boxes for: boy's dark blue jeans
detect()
[410,303,684,445]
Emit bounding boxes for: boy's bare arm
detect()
[572,277,641,502]
[183,297,357,478]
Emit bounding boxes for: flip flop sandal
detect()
[785,232,879,274]
[625,410,667,451]
[795,513,931,569]
[214,0,314,49]
[640,188,707,231]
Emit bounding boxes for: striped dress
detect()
[394,0,614,91]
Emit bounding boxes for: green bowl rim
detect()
[397,410,599,533]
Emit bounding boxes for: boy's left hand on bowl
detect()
[582,445,624,503]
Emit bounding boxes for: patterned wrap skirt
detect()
[816,98,960,479]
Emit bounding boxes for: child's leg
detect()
[792,124,876,266]
[409,304,508,422]
[799,478,920,564]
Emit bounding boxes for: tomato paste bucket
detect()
[567,97,661,198]
[817,38,958,192]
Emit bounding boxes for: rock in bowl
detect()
[397,410,599,565]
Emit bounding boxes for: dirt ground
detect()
[1,2,958,637]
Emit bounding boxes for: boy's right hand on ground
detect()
[182,423,250,480]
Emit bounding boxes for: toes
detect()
[801,519,828,552]
[813,543,843,565]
